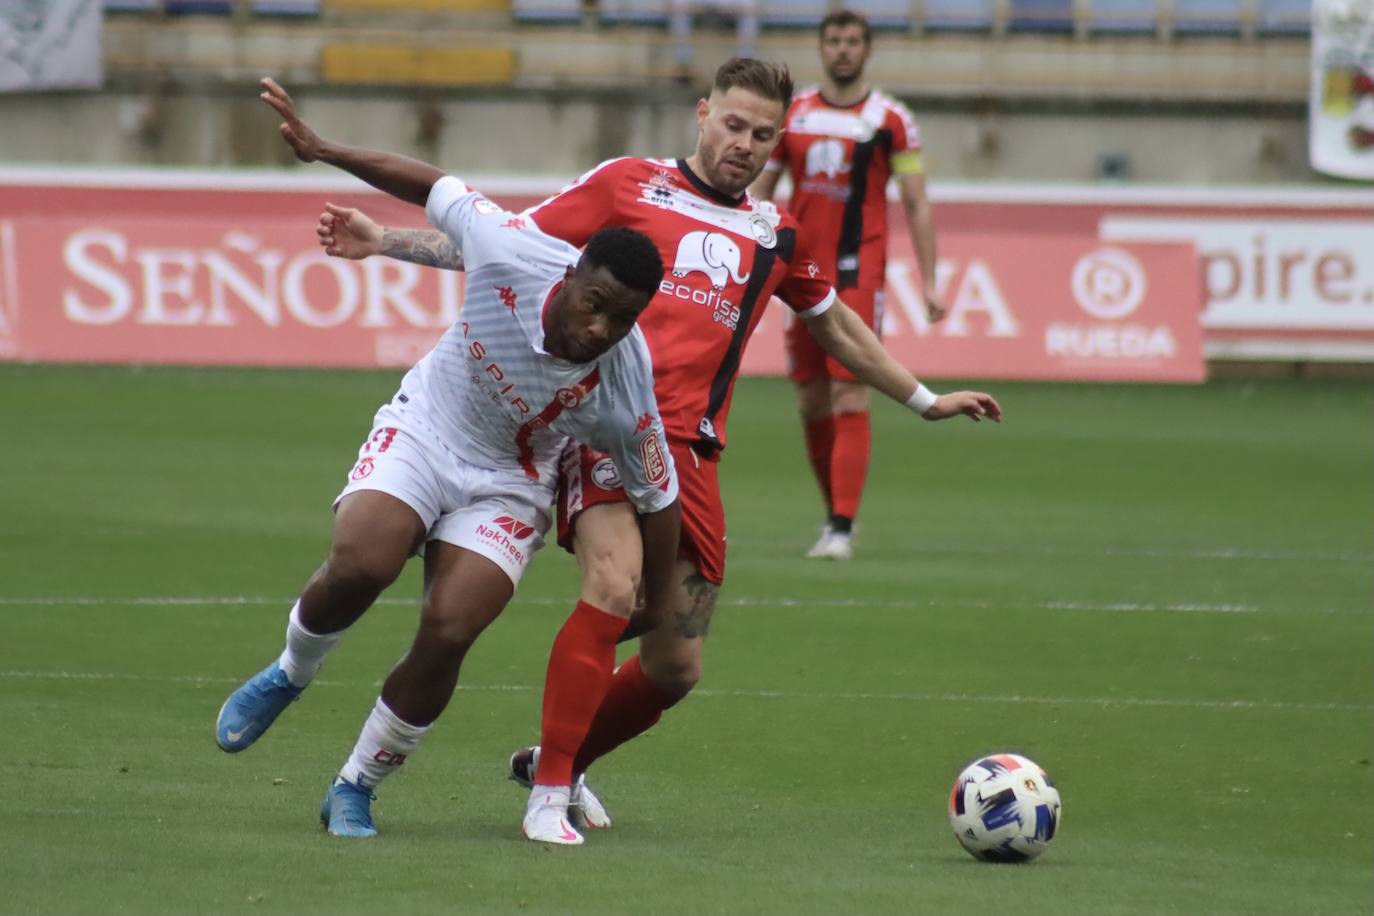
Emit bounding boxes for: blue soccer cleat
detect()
[321,777,378,837]
[215,660,303,753]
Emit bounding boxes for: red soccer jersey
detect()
[525,157,836,457]
[766,87,923,291]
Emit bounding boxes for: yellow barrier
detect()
[322,44,516,85]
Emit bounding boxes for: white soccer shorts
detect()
[333,402,554,586]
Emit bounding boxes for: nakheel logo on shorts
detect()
[475,517,531,567]
[1047,247,1176,361]
[492,516,535,540]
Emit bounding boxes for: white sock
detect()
[278,601,343,688]
[527,784,571,815]
[338,698,430,790]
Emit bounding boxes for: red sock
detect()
[535,600,629,787]
[572,655,682,775]
[829,411,871,522]
[803,416,837,511]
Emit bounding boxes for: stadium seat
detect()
[164,0,232,12]
[1256,0,1309,35]
[600,0,671,25]
[321,44,516,84]
[920,0,995,32]
[1085,0,1157,34]
[327,0,508,10]
[253,0,321,14]
[512,0,581,22]
[1009,0,1074,33]
[758,0,826,29]
[844,0,913,31]
[1173,0,1243,35]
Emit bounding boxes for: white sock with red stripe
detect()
[338,698,430,789]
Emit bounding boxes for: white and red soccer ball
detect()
[948,753,1061,863]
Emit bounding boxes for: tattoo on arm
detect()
[673,572,719,639]
[380,229,463,270]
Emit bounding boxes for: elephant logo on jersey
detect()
[805,138,850,179]
[672,231,750,290]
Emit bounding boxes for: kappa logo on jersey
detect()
[672,231,750,290]
[634,412,656,434]
[502,217,526,230]
[556,386,584,409]
[492,515,536,540]
[805,138,850,179]
[496,286,518,312]
[639,434,669,486]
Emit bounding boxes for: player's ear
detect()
[696,97,710,128]
[564,264,577,282]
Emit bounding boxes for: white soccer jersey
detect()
[399,175,677,515]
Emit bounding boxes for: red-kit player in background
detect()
[321,59,999,834]
[752,9,945,560]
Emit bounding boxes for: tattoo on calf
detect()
[381,229,463,270]
[674,572,719,638]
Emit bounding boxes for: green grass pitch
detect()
[1,364,1371,915]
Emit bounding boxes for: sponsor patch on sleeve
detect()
[639,434,669,486]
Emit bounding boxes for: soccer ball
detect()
[948,753,1061,863]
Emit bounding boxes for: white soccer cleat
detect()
[571,774,612,830]
[509,746,612,829]
[805,526,852,560]
[522,786,585,846]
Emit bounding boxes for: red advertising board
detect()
[3,169,1364,378]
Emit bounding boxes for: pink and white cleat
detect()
[522,785,585,846]
[509,746,612,830]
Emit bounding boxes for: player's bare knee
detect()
[416,607,493,660]
[795,380,832,421]
[641,646,702,699]
[323,538,407,593]
[578,548,641,617]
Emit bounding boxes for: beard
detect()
[701,146,757,196]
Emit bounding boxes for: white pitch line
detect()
[0,595,1267,614]
[1,669,1369,713]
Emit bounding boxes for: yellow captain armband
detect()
[892,150,925,176]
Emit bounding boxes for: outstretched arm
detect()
[317,203,464,270]
[803,299,1002,422]
[261,77,443,208]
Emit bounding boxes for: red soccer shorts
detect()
[556,439,726,585]
[786,287,884,384]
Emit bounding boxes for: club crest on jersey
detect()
[748,214,778,249]
[640,434,669,486]
[473,198,502,216]
[590,457,622,490]
[671,231,750,290]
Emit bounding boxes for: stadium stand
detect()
[921,1,996,32]
[321,44,515,83]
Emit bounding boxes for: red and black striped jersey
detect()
[765,87,923,291]
[525,156,836,457]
